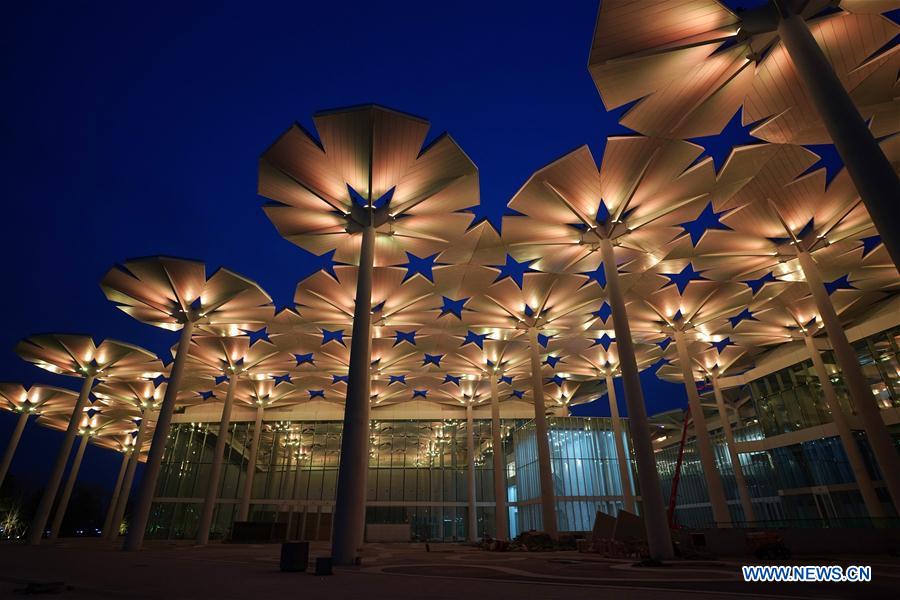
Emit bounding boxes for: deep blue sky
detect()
[0,0,811,491]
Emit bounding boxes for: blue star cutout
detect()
[332,375,348,385]
[593,302,612,322]
[462,330,488,349]
[524,304,535,318]
[499,375,513,385]
[444,374,462,386]
[824,275,854,295]
[214,374,229,386]
[548,374,566,386]
[402,252,440,283]
[860,236,881,258]
[537,333,552,348]
[274,373,292,385]
[657,338,672,350]
[688,108,760,172]
[662,263,708,294]
[800,144,843,185]
[709,337,734,353]
[247,326,270,344]
[199,390,215,401]
[423,353,443,367]
[294,353,315,366]
[544,355,562,368]
[394,330,417,346]
[680,202,732,246]
[582,262,607,288]
[389,375,406,385]
[440,297,468,319]
[743,272,777,294]
[511,390,525,399]
[729,308,756,328]
[308,389,325,399]
[314,249,340,280]
[412,389,428,399]
[592,333,614,351]
[492,255,537,289]
[322,329,345,346]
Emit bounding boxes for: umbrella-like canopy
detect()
[101,256,275,551]
[15,334,162,545]
[588,0,900,266]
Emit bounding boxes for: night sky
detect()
[0,0,840,493]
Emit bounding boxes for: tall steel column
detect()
[108,414,150,540]
[238,403,265,522]
[332,222,375,565]
[101,451,131,538]
[775,4,900,268]
[797,250,900,514]
[466,402,478,542]
[125,320,195,551]
[605,372,635,513]
[489,375,509,540]
[0,411,29,490]
[28,374,94,545]
[600,238,673,559]
[49,434,89,540]
[197,374,238,545]
[711,375,755,523]
[527,327,558,537]
[673,330,731,527]
[803,333,885,518]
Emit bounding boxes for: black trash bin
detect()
[280,541,309,572]
[315,557,333,576]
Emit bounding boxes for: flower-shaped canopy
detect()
[0,384,79,416]
[259,105,480,266]
[101,257,275,331]
[15,335,164,381]
[588,0,899,143]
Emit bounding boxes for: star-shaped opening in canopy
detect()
[662,263,708,294]
[679,202,732,246]
[462,330,488,349]
[728,308,756,328]
[709,337,734,353]
[582,263,607,288]
[860,236,881,258]
[548,374,566,386]
[799,144,844,185]
[593,333,615,351]
[308,389,325,399]
[444,374,461,386]
[402,252,441,283]
[544,355,562,368]
[499,375,513,385]
[322,329,345,346]
[389,375,406,385]
[423,353,443,367]
[824,275,854,295]
[294,353,315,366]
[687,108,760,172]
[511,389,525,399]
[492,255,537,289]
[247,326,270,344]
[743,272,777,294]
[394,330,417,346]
[332,375,348,385]
[440,297,468,319]
[412,389,428,399]
[593,302,612,322]
[537,333,552,348]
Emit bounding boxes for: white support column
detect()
[711,375,755,524]
[527,327,558,537]
[798,250,900,515]
[489,375,508,540]
[238,403,265,522]
[605,372,635,513]
[49,434,89,540]
[28,374,94,545]
[108,414,151,540]
[0,411,29,490]
[466,402,478,542]
[101,450,131,538]
[803,333,885,518]
[196,373,239,545]
[672,329,731,527]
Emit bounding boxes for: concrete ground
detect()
[0,539,897,600]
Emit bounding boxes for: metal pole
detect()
[605,373,635,513]
[101,450,131,538]
[125,319,195,551]
[287,449,304,539]
[673,330,731,527]
[28,374,94,545]
[711,375,755,523]
[238,403,265,522]
[108,414,151,540]
[600,238,673,559]
[466,403,478,542]
[527,327,558,537]
[332,222,375,565]
[776,6,900,269]
[0,411,29,490]
[49,434,89,540]
[489,375,509,540]
[197,373,238,545]
[797,250,900,514]
[803,333,885,518]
